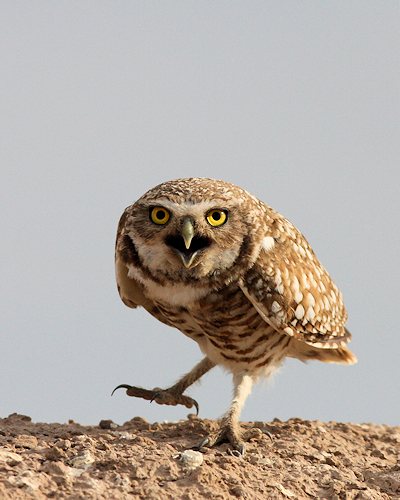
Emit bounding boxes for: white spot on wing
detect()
[305,292,316,307]
[294,291,303,304]
[284,327,294,336]
[271,301,281,313]
[306,306,316,320]
[295,304,305,320]
[262,236,275,252]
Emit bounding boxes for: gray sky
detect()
[1,2,399,426]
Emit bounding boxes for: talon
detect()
[264,431,274,442]
[194,422,251,455]
[227,447,244,457]
[111,384,159,401]
[236,443,246,456]
[111,384,132,396]
[191,399,199,416]
[242,427,263,442]
[149,392,160,404]
[195,437,210,450]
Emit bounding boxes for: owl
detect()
[113,178,356,454]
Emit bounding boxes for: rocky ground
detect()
[0,413,399,499]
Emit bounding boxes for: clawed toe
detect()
[111,384,159,400]
[151,391,199,415]
[194,425,262,456]
[195,431,246,455]
[111,384,199,414]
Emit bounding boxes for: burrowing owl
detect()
[113,178,356,454]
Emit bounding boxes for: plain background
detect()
[1,2,399,427]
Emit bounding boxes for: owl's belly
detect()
[155,285,291,375]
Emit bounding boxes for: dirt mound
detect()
[0,413,399,499]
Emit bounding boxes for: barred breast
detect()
[153,284,291,377]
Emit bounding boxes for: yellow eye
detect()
[150,207,170,225]
[206,209,227,227]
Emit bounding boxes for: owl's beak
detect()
[179,218,197,268]
[165,218,211,269]
[179,251,198,268]
[181,218,195,250]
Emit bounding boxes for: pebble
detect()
[132,416,148,424]
[54,439,71,450]
[7,470,40,492]
[99,419,118,430]
[0,450,23,466]
[230,485,246,497]
[69,450,95,469]
[275,483,296,498]
[115,431,135,440]
[7,413,31,421]
[42,461,71,476]
[15,435,38,449]
[45,446,65,461]
[177,450,203,470]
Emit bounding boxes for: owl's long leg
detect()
[196,373,259,455]
[112,357,215,415]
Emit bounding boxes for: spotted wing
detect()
[240,217,351,349]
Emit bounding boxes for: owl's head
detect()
[121,178,265,282]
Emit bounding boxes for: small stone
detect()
[253,421,265,429]
[110,472,131,488]
[42,461,70,476]
[7,413,31,422]
[54,439,71,450]
[132,416,148,424]
[99,419,118,430]
[370,448,387,459]
[178,450,203,470]
[69,450,95,469]
[256,456,274,467]
[7,470,40,492]
[45,446,65,461]
[275,483,296,498]
[42,460,74,485]
[0,450,23,465]
[230,485,246,497]
[15,435,38,449]
[130,463,148,480]
[115,431,135,440]
[325,456,338,466]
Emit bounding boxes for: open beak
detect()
[180,252,198,268]
[179,218,197,268]
[165,217,211,269]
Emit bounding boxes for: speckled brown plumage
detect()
[113,178,356,453]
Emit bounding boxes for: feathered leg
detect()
[196,372,259,455]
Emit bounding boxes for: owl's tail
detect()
[288,340,357,365]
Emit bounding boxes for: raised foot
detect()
[194,423,261,456]
[111,384,199,415]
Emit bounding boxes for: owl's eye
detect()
[150,207,170,225]
[206,209,227,227]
